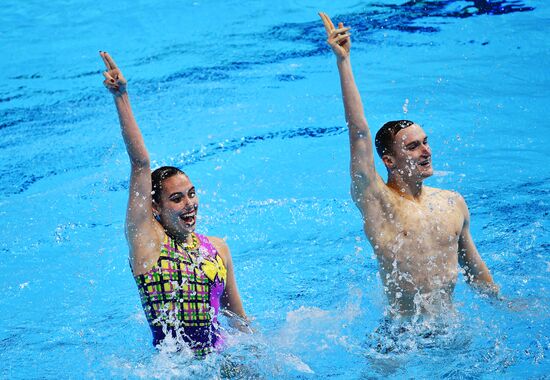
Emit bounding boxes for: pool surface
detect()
[1,0,549,378]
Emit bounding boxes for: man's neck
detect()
[387,174,424,200]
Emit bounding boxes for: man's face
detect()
[388,124,433,179]
[155,174,199,236]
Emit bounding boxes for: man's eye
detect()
[171,197,182,203]
[189,192,196,198]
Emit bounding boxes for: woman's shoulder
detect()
[204,235,228,252]
[203,235,231,263]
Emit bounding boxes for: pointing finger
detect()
[100,51,112,70]
[324,13,335,30]
[319,12,333,36]
[103,52,119,70]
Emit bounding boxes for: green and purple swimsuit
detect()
[134,233,227,356]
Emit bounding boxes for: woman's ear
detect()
[152,201,161,222]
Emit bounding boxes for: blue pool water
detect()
[1,0,549,378]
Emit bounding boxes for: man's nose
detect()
[421,143,431,155]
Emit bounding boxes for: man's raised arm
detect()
[319,13,381,202]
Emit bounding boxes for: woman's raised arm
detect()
[100,51,161,274]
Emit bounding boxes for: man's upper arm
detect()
[348,124,386,205]
[457,195,498,293]
[457,195,479,270]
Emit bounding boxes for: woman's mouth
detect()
[180,210,196,227]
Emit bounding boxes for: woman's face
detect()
[154,174,199,237]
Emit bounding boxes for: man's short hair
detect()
[374,120,415,158]
[151,166,187,204]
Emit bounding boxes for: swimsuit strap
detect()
[195,233,218,259]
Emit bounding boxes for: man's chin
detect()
[421,169,434,178]
[416,166,433,179]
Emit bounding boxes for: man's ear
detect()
[382,154,395,170]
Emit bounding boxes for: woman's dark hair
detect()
[374,120,415,158]
[151,166,187,204]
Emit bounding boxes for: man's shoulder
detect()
[425,186,467,209]
[425,186,463,199]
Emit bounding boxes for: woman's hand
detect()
[319,12,351,60]
[100,51,127,97]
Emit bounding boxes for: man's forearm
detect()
[336,55,377,176]
[471,270,499,296]
[463,255,500,297]
[336,57,369,132]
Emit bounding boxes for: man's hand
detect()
[100,51,127,97]
[319,12,351,59]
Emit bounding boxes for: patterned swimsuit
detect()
[134,233,227,355]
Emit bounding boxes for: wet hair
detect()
[374,120,415,158]
[151,166,187,204]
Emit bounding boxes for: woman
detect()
[100,51,248,356]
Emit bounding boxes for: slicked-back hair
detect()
[151,166,187,204]
[374,120,415,158]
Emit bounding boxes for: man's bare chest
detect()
[368,194,463,250]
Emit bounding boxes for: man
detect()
[319,13,499,317]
